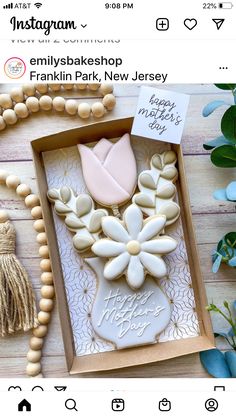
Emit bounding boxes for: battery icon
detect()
[219,2,233,8]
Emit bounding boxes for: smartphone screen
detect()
[0,1,235,417]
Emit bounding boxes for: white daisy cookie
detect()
[92,204,177,290]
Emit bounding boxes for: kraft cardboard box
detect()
[31,117,214,374]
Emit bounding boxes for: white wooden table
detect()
[0,84,235,377]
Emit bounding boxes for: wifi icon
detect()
[34,2,42,8]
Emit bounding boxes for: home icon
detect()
[18,399,31,412]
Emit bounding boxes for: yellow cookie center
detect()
[126,240,141,255]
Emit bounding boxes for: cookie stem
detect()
[111,205,121,218]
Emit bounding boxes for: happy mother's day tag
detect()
[131,86,190,144]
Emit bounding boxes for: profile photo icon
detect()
[205,398,218,412]
[4,57,26,79]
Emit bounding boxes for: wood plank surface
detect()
[0,83,236,378]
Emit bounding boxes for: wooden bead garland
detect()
[0,83,116,376]
[0,169,55,377]
[0,83,116,131]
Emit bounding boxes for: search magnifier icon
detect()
[65,399,78,411]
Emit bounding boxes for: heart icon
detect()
[184,18,197,30]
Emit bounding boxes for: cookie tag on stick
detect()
[131,86,190,144]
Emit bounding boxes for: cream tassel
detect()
[0,221,38,337]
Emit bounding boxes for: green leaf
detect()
[212,254,222,273]
[217,239,224,252]
[211,145,236,167]
[215,84,236,91]
[225,232,236,248]
[221,106,236,142]
[226,181,236,201]
[200,349,232,378]
[225,351,236,377]
[228,257,236,267]
[202,101,228,117]
[228,327,235,337]
[213,188,227,201]
[203,136,232,150]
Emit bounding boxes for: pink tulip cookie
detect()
[78,134,137,211]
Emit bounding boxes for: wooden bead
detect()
[14,103,29,119]
[6,174,20,189]
[75,84,87,90]
[39,95,53,111]
[39,245,49,258]
[40,259,51,272]
[0,94,13,109]
[26,362,41,377]
[39,298,54,312]
[38,311,51,324]
[37,232,47,245]
[22,84,36,96]
[41,272,53,285]
[65,99,77,115]
[34,219,45,232]
[78,103,91,119]
[88,83,101,91]
[0,170,9,184]
[16,183,32,197]
[10,87,24,103]
[35,84,48,94]
[30,336,44,350]
[41,285,55,299]
[31,206,43,219]
[62,84,74,90]
[48,84,61,91]
[91,102,105,118]
[27,349,42,363]
[53,96,65,112]
[26,97,39,113]
[100,84,113,96]
[33,325,48,338]
[102,94,116,111]
[0,116,6,131]
[2,109,17,125]
[25,194,40,208]
[0,209,9,223]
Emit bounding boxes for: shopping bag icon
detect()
[159,398,171,411]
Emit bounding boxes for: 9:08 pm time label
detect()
[105,2,134,9]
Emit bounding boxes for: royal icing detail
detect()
[47,186,108,252]
[133,150,180,225]
[86,257,171,349]
[92,204,177,289]
[78,134,137,208]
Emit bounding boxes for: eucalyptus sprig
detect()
[212,232,236,272]
[203,84,236,167]
[200,300,236,377]
[206,300,236,350]
[203,84,236,273]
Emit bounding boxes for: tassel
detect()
[0,221,38,337]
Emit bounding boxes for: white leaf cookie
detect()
[92,204,177,290]
[133,150,180,225]
[47,186,108,253]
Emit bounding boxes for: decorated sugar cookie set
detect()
[46,133,189,350]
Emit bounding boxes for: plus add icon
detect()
[156,18,169,31]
